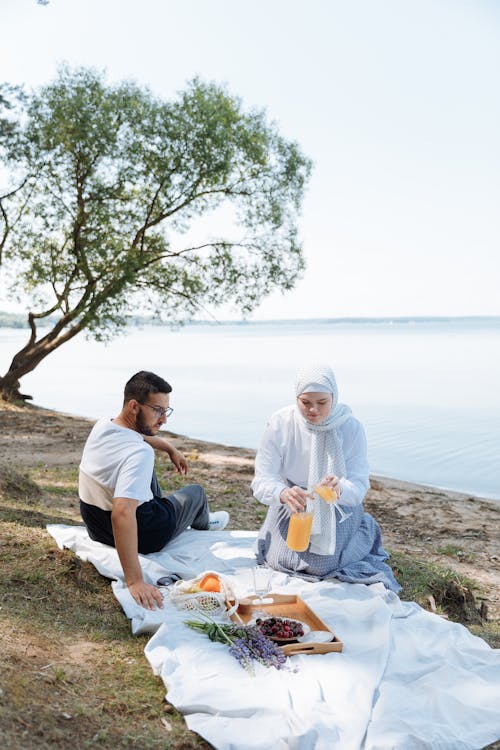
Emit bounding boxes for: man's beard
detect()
[136,412,156,437]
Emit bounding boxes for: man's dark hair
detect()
[124,371,172,405]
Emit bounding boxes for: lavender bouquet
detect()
[185,617,289,676]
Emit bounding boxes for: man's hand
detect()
[280,486,309,513]
[167,446,188,475]
[143,435,188,475]
[128,580,164,610]
[111,497,164,610]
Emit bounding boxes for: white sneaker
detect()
[208,511,230,531]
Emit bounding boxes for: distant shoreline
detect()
[1,312,500,329]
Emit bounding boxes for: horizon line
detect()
[2,311,500,328]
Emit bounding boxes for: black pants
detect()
[80,472,210,554]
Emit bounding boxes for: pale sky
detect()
[1,0,499,319]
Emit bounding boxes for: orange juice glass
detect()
[314,485,337,502]
[286,510,313,552]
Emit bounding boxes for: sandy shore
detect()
[1,400,499,620]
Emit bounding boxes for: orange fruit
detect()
[199,574,221,593]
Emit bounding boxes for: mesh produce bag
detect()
[169,571,238,617]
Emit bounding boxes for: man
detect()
[79,370,229,610]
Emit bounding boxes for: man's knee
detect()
[187,483,206,499]
[165,483,209,535]
[176,483,206,504]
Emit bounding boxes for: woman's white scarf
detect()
[295,364,352,556]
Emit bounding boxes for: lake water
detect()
[1,317,499,501]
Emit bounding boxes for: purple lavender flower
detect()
[185,618,291,676]
[245,627,288,670]
[229,637,256,675]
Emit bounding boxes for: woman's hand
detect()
[319,474,342,497]
[279,486,309,513]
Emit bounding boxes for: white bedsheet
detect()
[47,524,500,750]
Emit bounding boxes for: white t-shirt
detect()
[251,404,369,507]
[79,417,154,511]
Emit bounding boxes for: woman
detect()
[252,364,400,592]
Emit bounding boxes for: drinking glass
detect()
[252,565,272,613]
[313,485,352,523]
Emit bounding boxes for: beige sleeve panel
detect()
[79,469,115,511]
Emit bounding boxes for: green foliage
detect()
[437,544,477,562]
[0,66,312,396]
[0,82,25,137]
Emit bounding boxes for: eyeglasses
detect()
[139,402,173,419]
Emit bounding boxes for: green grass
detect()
[389,549,485,623]
[391,549,476,596]
[437,543,477,562]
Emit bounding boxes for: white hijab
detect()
[295,364,352,555]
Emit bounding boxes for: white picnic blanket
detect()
[47,524,500,750]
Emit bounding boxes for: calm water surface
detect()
[1,318,499,501]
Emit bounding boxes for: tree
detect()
[0,67,312,401]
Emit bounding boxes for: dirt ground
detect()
[1,400,499,619]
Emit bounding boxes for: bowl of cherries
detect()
[254,616,310,642]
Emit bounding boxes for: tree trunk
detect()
[0,373,28,402]
[0,323,82,402]
[0,347,49,401]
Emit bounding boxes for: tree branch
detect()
[27,312,37,347]
[139,176,168,255]
[0,175,33,203]
[130,164,256,252]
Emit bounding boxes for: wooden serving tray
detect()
[231,593,343,655]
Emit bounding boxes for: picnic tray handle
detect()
[281,642,342,656]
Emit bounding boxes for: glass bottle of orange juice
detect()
[286,501,313,552]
